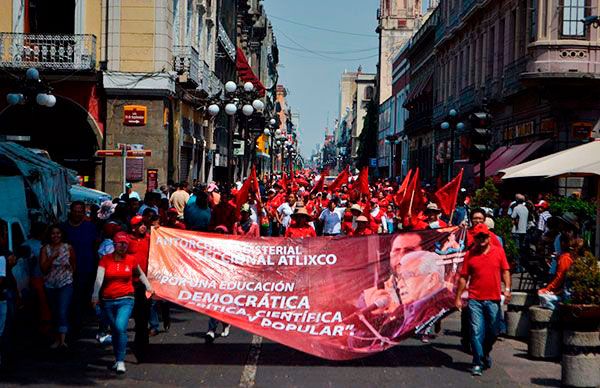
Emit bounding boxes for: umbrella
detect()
[500,139,600,256]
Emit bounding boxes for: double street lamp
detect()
[440,109,465,181]
[6,67,57,108]
[206,81,266,181]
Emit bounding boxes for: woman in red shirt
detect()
[285,207,317,238]
[233,204,260,237]
[91,232,153,374]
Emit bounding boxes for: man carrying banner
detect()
[455,223,511,377]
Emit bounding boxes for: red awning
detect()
[236,47,266,97]
[404,72,433,105]
[474,139,549,177]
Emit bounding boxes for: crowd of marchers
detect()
[0,167,592,377]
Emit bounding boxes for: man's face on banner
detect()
[394,251,444,306]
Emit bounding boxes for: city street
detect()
[2,307,560,387]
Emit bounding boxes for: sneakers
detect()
[115,361,126,374]
[471,365,483,376]
[148,329,159,337]
[96,333,112,345]
[205,331,215,344]
[221,325,231,338]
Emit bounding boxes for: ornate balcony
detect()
[0,33,96,71]
[198,60,223,96]
[173,45,200,87]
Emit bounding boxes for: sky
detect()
[265,0,380,158]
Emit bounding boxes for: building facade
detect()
[377,0,420,104]
[0,0,279,195]
[432,0,600,189]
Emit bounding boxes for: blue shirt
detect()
[184,199,212,231]
[62,221,97,275]
[319,208,344,234]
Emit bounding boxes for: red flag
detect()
[434,169,464,216]
[355,166,370,196]
[408,170,427,220]
[311,175,324,195]
[236,166,259,213]
[394,169,412,206]
[327,167,349,193]
[399,168,426,219]
[277,172,288,192]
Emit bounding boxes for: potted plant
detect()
[560,252,600,330]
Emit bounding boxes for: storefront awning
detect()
[474,139,549,177]
[404,72,433,106]
[236,47,266,97]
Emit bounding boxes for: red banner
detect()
[148,227,467,360]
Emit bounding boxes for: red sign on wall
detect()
[124,105,147,126]
[147,169,159,192]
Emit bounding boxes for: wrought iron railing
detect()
[0,33,96,70]
[173,45,200,86]
[218,21,236,61]
[502,56,528,97]
[198,60,223,96]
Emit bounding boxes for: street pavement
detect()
[1,307,560,387]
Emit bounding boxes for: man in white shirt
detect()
[169,182,191,218]
[319,198,344,236]
[510,194,529,272]
[277,193,296,234]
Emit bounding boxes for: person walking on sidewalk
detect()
[92,232,153,374]
[455,223,512,377]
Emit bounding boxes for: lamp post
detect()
[6,67,57,109]
[206,81,266,182]
[440,109,465,182]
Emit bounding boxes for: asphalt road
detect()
[1,307,560,387]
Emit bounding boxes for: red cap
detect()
[370,198,379,204]
[472,223,490,236]
[113,232,130,244]
[130,215,144,227]
[535,200,550,210]
[167,207,178,214]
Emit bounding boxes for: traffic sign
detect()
[95,150,152,157]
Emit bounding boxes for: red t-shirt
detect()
[284,226,317,238]
[460,245,509,301]
[353,228,373,236]
[99,253,137,299]
[128,234,150,277]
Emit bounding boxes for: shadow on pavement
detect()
[530,377,561,387]
[138,341,461,369]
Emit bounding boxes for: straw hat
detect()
[350,204,363,213]
[425,203,442,214]
[292,207,311,219]
[356,215,369,223]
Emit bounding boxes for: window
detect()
[561,0,589,38]
[498,18,505,74]
[364,86,374,100]
[529,0,537,42]
[487,27,495,78]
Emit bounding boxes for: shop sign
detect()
[124,105,147,126]
[515,121,534,137]
[572,122,593,139]
[147,169,159,192]
[540,118,556,134]
[369,158,378,168]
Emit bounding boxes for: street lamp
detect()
[6,67,57,108]
[203,80,269,181]
[440,109,465,182]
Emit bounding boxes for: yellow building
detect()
[0,0,221,195]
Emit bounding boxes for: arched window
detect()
[364,86,374,101]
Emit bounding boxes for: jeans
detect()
[149,300,159,331]
[468,299,501,367]
[103,297,134,362]
[0,300,6,337]
[45,283,74,334]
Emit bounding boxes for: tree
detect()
[356,99,379,169]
